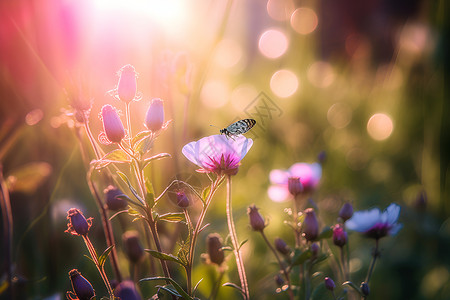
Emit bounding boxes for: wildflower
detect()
[104,185,129,211]
[310,242,320,256]
[65,208,92,236]
[68,269,95,300]
[114,280,142,300]
[415,189,427,211]
[346,203,402,239]
[248,205,266,232]
[175,191,190,208]
[117,64,138,103]
[288,177,303,196]
[324,277,335,291]
[274,237,290,255]
[332,224,348,247]
[206,233,225,265]
[302,208,319,241]
[360,282,370,296]
[145,98,165,132]
[339,202,353,222]
[182,134,253,176]
[123,231,145,263]
[268,162,322,202]
[100,105,125,144]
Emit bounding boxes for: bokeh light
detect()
[230,84,258,111]
[270,69,299,98]
[290,8,318,35]
[258,29,289,59]
[327,103,352,129]
[307,61,335,88]
[266,0,295,21]
[214,38,244,70]
[200,79,230,108]
[367,113,394,141]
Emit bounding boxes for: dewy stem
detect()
[260,231,294,300]
[226,175,249,300]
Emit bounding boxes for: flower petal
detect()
[269,169,289,185]
[384,203,401,225]
[268,185,290,202]
[289,162,322,187]
[389,223,403,236]
[346,208,381,232]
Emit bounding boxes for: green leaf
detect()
[156,284,182,298]
[117,171,145,205]
[140,277,193,300]
[342,281,363,296]
[317,226,333,240]
[142,153,171,169]
[98,245,115,269]
[6,162,52,194]
[291,249,312,266]
[192,278,203,296]
[312,254,329,265]
[145,250,186,267]
[145,180,155,207]
[222,282,242,293]
[134,134,154,154]
[95,149,130,170]
[311,282,329,300]
[201,186,211,206]
[83,254,96,266]
[131,131,152,148]
[117,195,142,208]
[238,239,248,250]
[159,212,186,223]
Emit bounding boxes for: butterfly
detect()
[220,119,256,138]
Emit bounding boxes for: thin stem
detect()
[144,211,171,279]
[260,231,294,300]
[187,177,223,295]
[83,121,102,160]
[365,239,380,283]
[125,102,133,143]
[209,269,225,300]
[340,246,348,281]
[293,194,301,248]
[226,175,249,300]
[0,166,13,299]
[304,264,311,300]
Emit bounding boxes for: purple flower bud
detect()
[324,277,335,291]
[360,282,370,296]
[248,205,266,231]
[333,224,348,247]
[275,274,284,287]
[317,151,326,163]
[415,190,427,211]
[176,191,190,208]
[274,237,290,255]
[310,242,320,256]
[207,233,225,265]
[101,105,125,143]
[65,208,91,236]
[123,231,144,263]
[339,203,353,222]
[117,65,138,103]
[145,98,164,132]
[288,177,303,196]
[104,185,129,211]
[68,269,95,300]
[302,208,319,241]
[114,280,142,300]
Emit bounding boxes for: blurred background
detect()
[0,0,448,299]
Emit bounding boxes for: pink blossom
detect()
[182,135,253,176]
[145,98,164,132]
[100,105,125,144]
[268,163,322,202]
[117,64,138,103]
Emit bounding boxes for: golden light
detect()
[327,103,352,129]
[367,113,394,141]
[231,84,258,111]
[266,0,295,21]
[270,69,299,98]
[290,7,318,35]
[214,38,244,70]
[307,61,335,88]
[201,79,230,108]
[258,29,289,59]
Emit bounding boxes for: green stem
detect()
[340,246,348,281]
[209,269,225,300]
[226,175,249,300]
[125,102,133,143]
[365,239,380,283]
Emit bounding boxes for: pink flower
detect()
[268,163,322,202]
[100,105,125,144]
[145,98,164,132]
[182,135,253,176]
[117,64,138,103]
[345,203,402,239]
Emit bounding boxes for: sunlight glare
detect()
[201,80,230,108]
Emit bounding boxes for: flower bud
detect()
[288,177,303,196]
[101,105,125,143]
[145,98,164,132]
[333,224,348,247]
[415,189,427,211]
[339,203,353,222]
[176,191,190,208]
[207,233,225,265]
[274,238,290,255]
[310,242,320,256]
[324,277,335,291]
[360,282,370,296]
[68,269,95,300]
[275,274,284,287]
[117,65,137,103]
[248,205,266,231]
[302,208,319,241]
[123,231,145,263]
[317,151,326,164]
[65,208,91,236]
[114,280,141,300]
[104,185,129,211]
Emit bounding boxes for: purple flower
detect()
[122,231,145,263]
[302,208,319,241]
[175,191,190,208]
[114,280,141,300]
[268,162,322,202]
[332,224,348,247]
[117,64,138,103]
[288,177,303,196]
[145,98,165,132]
[182,134,253,176]
[248,205,266,231]
[346,203,402,239]
[339,202,354,222]
[68,269,95,300]
[104,185,129,211]
[324,277,335,291]
[274,237,290,255]
[100,105,125,144]
[65,208,92,236]
[206,233,225,265]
